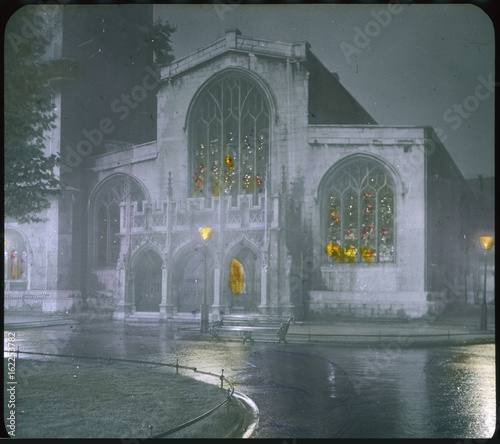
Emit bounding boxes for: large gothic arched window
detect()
[91,175,146,267]
[323,158,395,264]
[189,72,270,204]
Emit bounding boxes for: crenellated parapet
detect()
[125,194,269,233]
[119,192,275,261]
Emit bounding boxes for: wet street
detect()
[5,321,496,439]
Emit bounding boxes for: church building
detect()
[5,22,474,321]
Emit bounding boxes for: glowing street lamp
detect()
[479,235,494,252]
[199,226,213,333]
[478,235,494,331]
[199,226,213,243]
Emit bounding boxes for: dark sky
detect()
[156,3,494,180]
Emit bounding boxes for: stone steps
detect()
[218,314,291,327]
[4,318,77,330]
[125,312,161,323]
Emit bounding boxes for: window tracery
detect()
[324,159,395,263]
[92,175,146,267]
[190,74,270,204]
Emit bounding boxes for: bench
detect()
[210,325,255,344]
[276,317,293,344]
[209,317,293,344]
[209,319,255,344]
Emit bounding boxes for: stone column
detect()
[266,228,280,316]
[113,265,128,321]
[165,172,175,318]
[159,265,168,321]
[259,261,268,312]
[280,254,295,316]
[211,265,222,318]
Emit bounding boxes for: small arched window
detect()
[323,158,395,263]
[92,175,146,267]
[4,228,28,287]
[189,72,270,204]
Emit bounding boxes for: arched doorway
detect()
[173,245,214,314]
[132,250,162,312]
[223,246,261,314]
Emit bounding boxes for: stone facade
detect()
[4,8,81,313]
[5,27,475,321]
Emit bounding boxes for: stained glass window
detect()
[4,230,28,282]
[190,73,270,204]
[324,159,395,263]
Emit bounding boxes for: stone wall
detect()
[79,32,472,321]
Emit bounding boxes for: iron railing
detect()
[5,348,235,438]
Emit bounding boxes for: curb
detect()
[177,332,495,347]
[4,319,78,330]
[229,391,259,438]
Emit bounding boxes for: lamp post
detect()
[478,235,494,331]
[199,227,213,333]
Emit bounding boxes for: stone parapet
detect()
[308,125,427,147]
[161,28,308,80]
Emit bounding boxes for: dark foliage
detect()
[148,17,177,67]
[4,7,61,223]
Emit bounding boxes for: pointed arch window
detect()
[4,232,27,281]
[189,73,270,204]
[92,175,146,267]
[324,159,395,263]
[4,228,29,290]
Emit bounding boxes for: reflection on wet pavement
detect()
[5,322,495,438]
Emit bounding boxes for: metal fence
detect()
[5,348,235,438]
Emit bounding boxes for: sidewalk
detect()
[4,312,77,330]
[4,305,495,347]
[2,306,494,439]
[286,311,495,347]
[174,305,496,347]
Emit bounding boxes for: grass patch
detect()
[4,358,244,439]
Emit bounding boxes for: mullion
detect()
[374,187,379,263]
[237,78,242,196]
[253,117,258,203]
[341,188,347,251]
[357,185,362,262]
[106,203,111,265]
